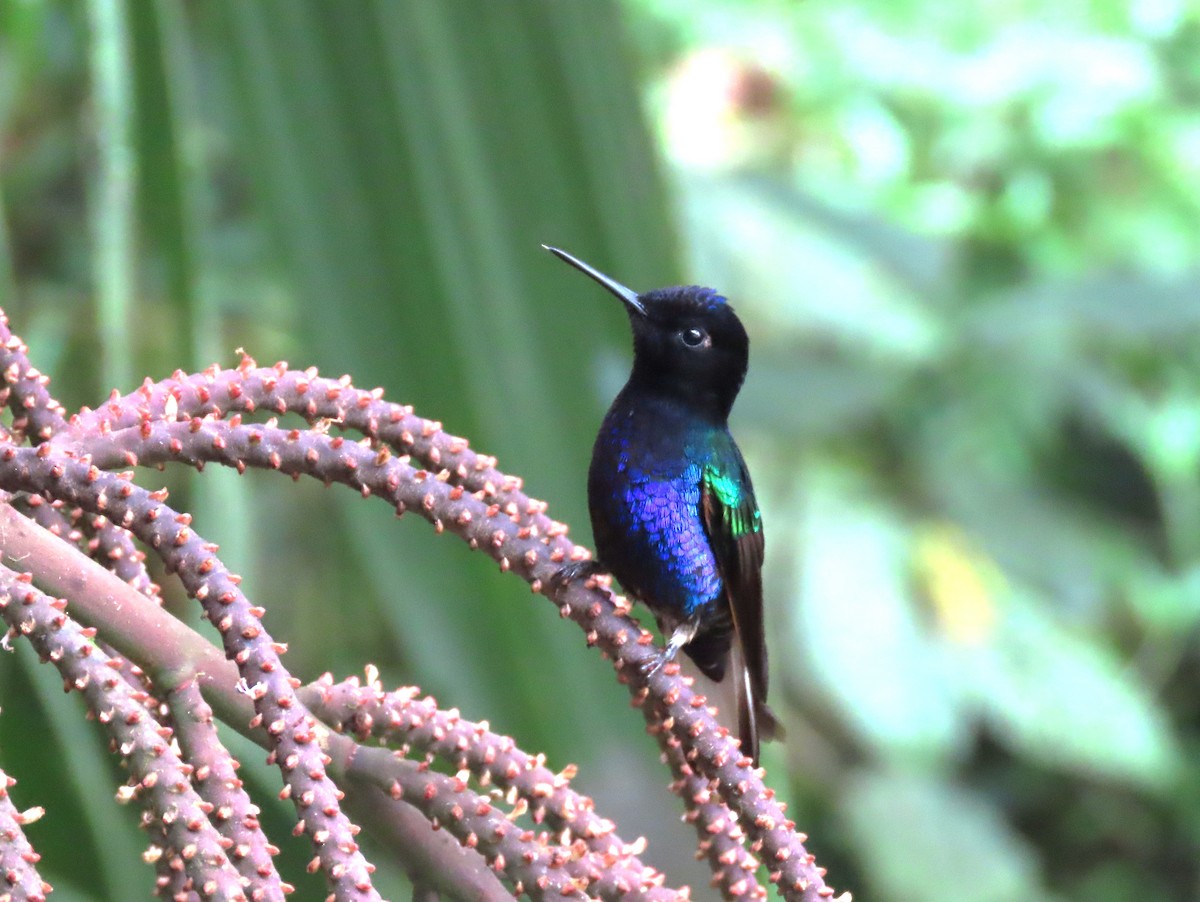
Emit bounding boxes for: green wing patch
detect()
[703,465,762,540]
[700,454,773,761]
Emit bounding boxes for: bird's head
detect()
[545,246,749,419]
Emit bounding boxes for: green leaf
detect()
[840,768,1054,902]
[963,586,1181,789]
[791,466,969,759]
[198,0,684,828]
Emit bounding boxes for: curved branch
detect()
[0,320,153,595]
[0,454,382,901]
[0,500,537,901]
[0,318,67,443]
[166,679,289,899]
[60,410,836,900]
[0,336,846,899]
[0,768,51,902]
[340,746,595,901]
[0,568,246,899]
[304,675,679,901]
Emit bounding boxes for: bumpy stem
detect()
[0,316,154,598]
[342,746,589,901]
[655,705,765,900]
[18,494,158,599]
[58,407,835,899]
[0,768,51,902]
[304,675,678,901]
[0,497,568,899]
[0,320,68,442]
[0,568,248,899]
[0,330,844,899]
[0,452,381,901]
[166,679,289,899]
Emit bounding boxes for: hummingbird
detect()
[545,245,778,764]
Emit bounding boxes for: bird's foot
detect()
[641,643,679,678]
[548,559,605,593]
[641,621,698,677]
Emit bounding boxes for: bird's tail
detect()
[733,644,782,766]
[678,650,782,766]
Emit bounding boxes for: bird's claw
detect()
[548,559,605,592]
[641,644,678,678]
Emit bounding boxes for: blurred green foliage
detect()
[2,0,1200,899]
[631,1,1200,899]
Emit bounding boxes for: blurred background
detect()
[2,1,1200,899]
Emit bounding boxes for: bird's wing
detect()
[700,449,769,756]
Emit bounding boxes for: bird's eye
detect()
[680,328,710,349]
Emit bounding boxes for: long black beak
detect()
[543,245,646,316]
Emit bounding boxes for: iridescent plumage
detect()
[546,245,778,763]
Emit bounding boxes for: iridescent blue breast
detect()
[587,403,724,622]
